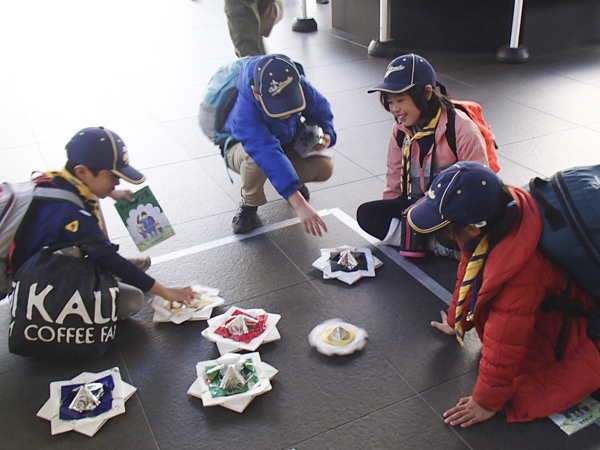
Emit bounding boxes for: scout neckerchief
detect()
[401,107,441,197]
[454,234,489,346]
[46,168,103,231]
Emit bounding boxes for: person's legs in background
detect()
[224,0,267,57]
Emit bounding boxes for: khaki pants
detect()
[224,0,276,57]
[226,142,334,207]
[117,282,144,320]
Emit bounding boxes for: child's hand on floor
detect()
[431,310,455,335]
[444,396,497,427]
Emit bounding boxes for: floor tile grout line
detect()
[115,345,162,450]
[143,207,453,305]
[281,396,420,450]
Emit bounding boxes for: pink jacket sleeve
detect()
[383,122,403,200]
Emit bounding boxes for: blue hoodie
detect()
[224,56,336,200]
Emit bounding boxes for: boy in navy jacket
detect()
[224,54,336,235]
[11,127,195,319]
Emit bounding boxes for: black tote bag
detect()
[8,241,119,359]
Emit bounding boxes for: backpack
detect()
[523,166,600,358]
[437,82,500,173]
[446,101,500,173]
[525,165,600,299]
[0,180,84,298]
[198,56,250,155]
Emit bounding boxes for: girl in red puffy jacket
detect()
[408,161,600,427]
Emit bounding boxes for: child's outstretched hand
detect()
[163,286,195,305]
[288,190,328,236]
[431,310,455,335]
[297,203,327,236]
[151,283,195,305]
[443,396,496,428]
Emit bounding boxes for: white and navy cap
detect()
[66,126,145,184]
[254,54,306,118]
[407,162,503,233]
[368,53,436,95]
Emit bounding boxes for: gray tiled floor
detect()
[1,1,600,449]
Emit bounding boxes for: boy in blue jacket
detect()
[11,127,195,318]
[224,54,336,235]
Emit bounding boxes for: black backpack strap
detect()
[395,128,405,148]
[396,130,409,199]
[436,81,448,96]
[539,282,589,361]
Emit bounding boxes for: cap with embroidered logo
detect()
[254,54,306,118]
[368,53,436,95]
[66,126,146,184]
[407,161,503,233]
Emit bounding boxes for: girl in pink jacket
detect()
[357,54,488,256]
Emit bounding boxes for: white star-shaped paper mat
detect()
[151,284,224,324]
[312,246,383,285]
[308,319,368,356]
[201,306,281,355]
[187,352,277,413]
[36,367,136,437]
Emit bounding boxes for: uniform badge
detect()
[65,220,79,232]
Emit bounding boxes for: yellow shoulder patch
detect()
[65,220,79,232]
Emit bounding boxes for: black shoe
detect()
[299,183,310,201]
[232,203,258,234]
[316,0,329,4]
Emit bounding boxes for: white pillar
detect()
[379,0,390,42]
[509,0,524,48]
[300,0,308,20]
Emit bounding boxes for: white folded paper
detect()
[312,246,383,285]
[37,367,136,437]
[151,284,225,324]
[308,319,368,356]
[187,352,278,413]
[201,306,281,355]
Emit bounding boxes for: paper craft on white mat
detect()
[187,352,278,413]
[151,284,224,324]
[37,367,136,437]
[308,319,368,356]
[312,246,383,285]
[201,306,281,355]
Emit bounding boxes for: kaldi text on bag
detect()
[8,281,118,344]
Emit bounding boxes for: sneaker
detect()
[232,203,258,234]
[128,256,152,272]
[299,183,310,201]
